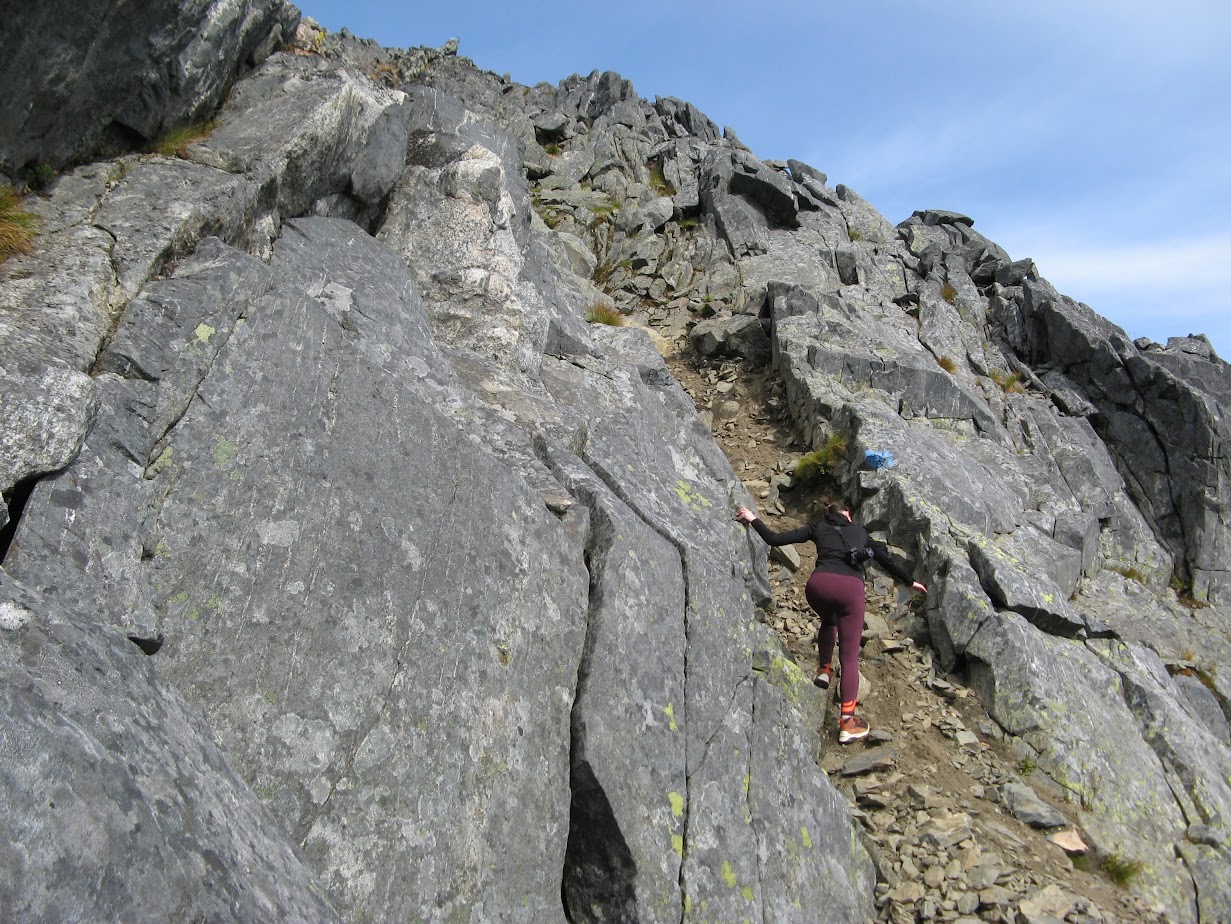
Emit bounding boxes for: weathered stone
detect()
[0,574,341,924]
[888,880,926,903]
[1048,828,1088,855]
[770,543,802,571]
[1018,883,1077,923]
[998,782,1066,828]
[690,314,771,360]
[0,365,97,522]
[1172,672,1231,745]
[0,0,300,177]
[840,746,898,777]
[6,7,1231,922]
[920,813,975,850]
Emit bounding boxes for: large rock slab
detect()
[0,364,96,526]
[192,52,409,246]
[0,574,341,924]
[9,219,590,923]
[965,614,1196,918]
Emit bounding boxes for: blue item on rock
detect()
[864,449,896,470]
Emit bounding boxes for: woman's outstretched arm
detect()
[735,507,813,546]
[869,540,927,593]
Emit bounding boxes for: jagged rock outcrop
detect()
[2,4,1229,923]
[0,12,875,923]
[0,0,301,182]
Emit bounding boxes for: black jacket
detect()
[748,513,914,584]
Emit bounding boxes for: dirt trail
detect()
[664,347,1167,924]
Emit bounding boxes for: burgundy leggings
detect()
[805,571,866,704]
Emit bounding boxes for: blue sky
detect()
[303,0,1231,359]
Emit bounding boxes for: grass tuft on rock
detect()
[151,121,219,158]
[936,355,957,374]
[585,303,624,326]
[794,434,848,484]
[1109,564,1147,584]
[1101,852,1143,887]
[989,369,1026,394]
[0,186,39,263]
[649,161,675,197]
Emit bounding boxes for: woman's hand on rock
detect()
[735,507,758,524]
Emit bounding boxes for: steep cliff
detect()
[1,5,1228,923]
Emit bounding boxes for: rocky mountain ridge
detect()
[1,2,1228,922]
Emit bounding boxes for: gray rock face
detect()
[998,782,1067,828]
[4,7,1230,924]
[987,282,1231,602]
[0,0,300,178]
[1,35,875,918]
[690,314,771,360]
[763,210,1231,918]
[0,574,341,923]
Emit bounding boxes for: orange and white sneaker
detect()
[814,664,831,689]
[838,713,870,743]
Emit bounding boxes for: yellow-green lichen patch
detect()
[721,860,737,888]
[672,833,684,857]
[800,826,813,849]
[741,886,755,902]
[673,479,713,509]
[214,436,238,467]
[169,591,190,606]
[664,703,678,731]
[147,445,174,477]
[669,791,685,817]
[194,322,216,344]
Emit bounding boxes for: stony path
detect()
[662,346,1168,924]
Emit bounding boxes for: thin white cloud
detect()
[997,229,1231,354]
[1023,233,1231,293]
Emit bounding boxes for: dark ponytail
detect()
[825,501,851,518]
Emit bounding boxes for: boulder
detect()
[998,782,1067,828]
[690,314,771,360]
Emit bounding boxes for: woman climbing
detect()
[736,500,927,743]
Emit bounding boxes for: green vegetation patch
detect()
[1101,852,1143,886]
[585,303,624,326]
[989,369,1026,394]
[793,434,848,484]
[151,120,219,159]
[0,186,39,263]
[649,161,676,197]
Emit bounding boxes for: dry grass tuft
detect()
[0,186,39,263]
[585,303,624,326]
[151,121,219,159]
[989,369,1026,394]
